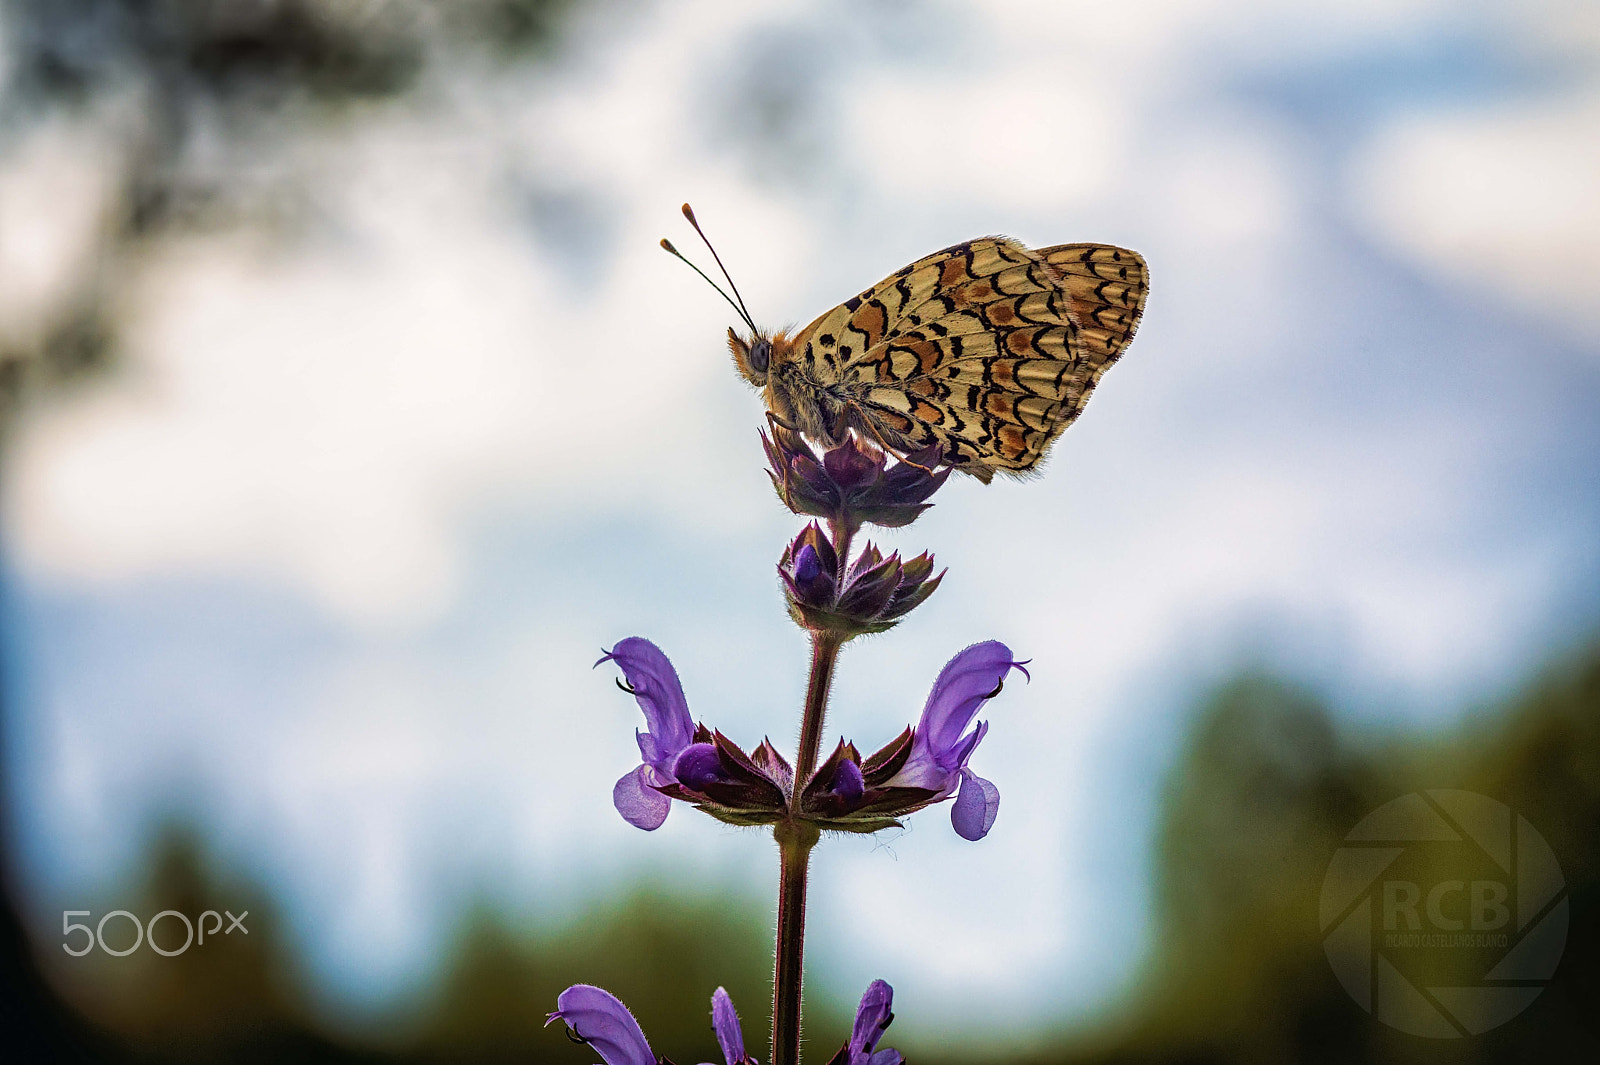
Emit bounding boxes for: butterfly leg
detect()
[843,401,940,476]
[765,409,809,436]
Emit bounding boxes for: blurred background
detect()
[1,0,1597,1062]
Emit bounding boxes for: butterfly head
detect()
[727,328,773,387]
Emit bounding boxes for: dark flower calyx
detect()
[658,729,791,827]
[794,733,939,834]
[763,424,950,533]
[779,524,944,637]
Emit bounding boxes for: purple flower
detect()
[547,984,759,1065]
[708,986,757,1065]
[764,425,950,534]
[823,980,904,1065]
[599,639,790,830]
[597,637,1022,838]
[886,641,1029,840]
[789,642,1026,836]
[549,982,900,1065]
[546,984,658,1065]
[598,638,697,831]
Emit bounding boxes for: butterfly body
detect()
[727,237,1148,483]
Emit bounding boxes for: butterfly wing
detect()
[789,238,1144,482]
[1035,243,1148,366]
[782,238,1023,383]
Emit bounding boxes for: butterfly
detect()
[663,206,1147,483]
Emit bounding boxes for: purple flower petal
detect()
[784,540,835,605]
[636,731,662,766]
[850,980,896,1061]
[613,766,671,831]
[947,719,988,770]
[889,643,1024,795]
[710,986,748,1065]
[545,984,656,1065]
[795,543,822,584]
[673,743,731,792]
[831,758,865,802]
[919,641,1024,760]
[951,769,1000,841]
[598,638,694,769]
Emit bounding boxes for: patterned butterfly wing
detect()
[1035,243,1148,366]
[789,238,1143,482]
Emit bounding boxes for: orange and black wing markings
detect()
[749,237,1146,483]
[1036,243,1148,367]
[786,238,1117,482]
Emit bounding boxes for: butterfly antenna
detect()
[660,238,759,334]
[679,203,759,330]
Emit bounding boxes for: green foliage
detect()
[419,889,778,1064]
[27,645,1600,1062]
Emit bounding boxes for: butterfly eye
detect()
[749,338,772,374]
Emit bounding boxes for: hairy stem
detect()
[771,623,844,1065]
[771,821,819,1065]
[793,631,843,791]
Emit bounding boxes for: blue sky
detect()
[3,0,1598,1044]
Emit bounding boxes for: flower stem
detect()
[793,631,843,791]
[771,820,818,1065]
[771,625,843,1065]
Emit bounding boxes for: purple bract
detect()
[778,523,943,637]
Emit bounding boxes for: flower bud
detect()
[779,526,944,638]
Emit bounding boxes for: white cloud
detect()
[0,2,840,626]
[0,106,131,350]
[7,210,555,623]
[843,64,1125,213]
[1350,92,1600,339]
